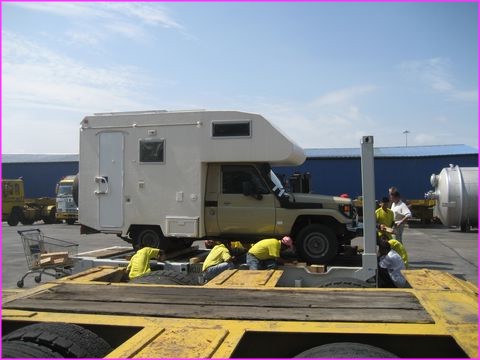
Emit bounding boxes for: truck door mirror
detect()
[242,181,254,196]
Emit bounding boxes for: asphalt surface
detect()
[2,222,478,289]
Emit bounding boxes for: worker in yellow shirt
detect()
[247,236,294,270]
[126,247,163,280]
[375,196,395,239]
[202,240,234,281]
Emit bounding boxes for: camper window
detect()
[212,121,251,138]
[139,139,165,163]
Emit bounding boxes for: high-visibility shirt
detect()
[376,207,395,239]
[388,239,409,268]
[126,247,159,279]
[248,239,281,260]
[202,244,232,271]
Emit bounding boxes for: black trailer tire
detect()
[315,277,372,288]
[3,322,112,358]
[296,224,337,264]
[2,340,64,358]
[7,209,21,226]
[294,342,398,358]
[131,270,199,285]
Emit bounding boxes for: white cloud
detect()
[7,2,185,44]
[310,85,377,107]
[3,32,153,113]
[400,57,477,103]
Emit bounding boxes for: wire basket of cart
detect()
[16,229,78,288]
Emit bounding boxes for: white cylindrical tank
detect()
[426,165,478,231]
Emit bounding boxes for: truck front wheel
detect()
[7,209,21,226]
[296,224,337,264]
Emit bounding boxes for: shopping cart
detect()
[16,229,79,288]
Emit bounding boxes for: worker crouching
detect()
[202,240,235,281]
[246,236,294,270]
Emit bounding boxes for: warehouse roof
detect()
[306,144,478,159]
[2,154,79,163]
[2,144,477,163]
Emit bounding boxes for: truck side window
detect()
[139,140,164,163]
[212,121,251,137]
[222,166,269,194]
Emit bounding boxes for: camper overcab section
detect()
[79,111,356,263]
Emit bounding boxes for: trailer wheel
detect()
[2,340,63,358]
[7,209,21,226]
[296,224,337,264]
[131,270,199,285]
[294,342,398,358]
[2,322,112,358]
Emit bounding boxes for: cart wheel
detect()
[34,275,42,283]
[17,280,24,288]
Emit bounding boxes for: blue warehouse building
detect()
[2,144,478,200]
[274,144,478,200]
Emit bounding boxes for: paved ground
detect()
[2,222,478,289]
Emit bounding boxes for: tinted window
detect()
[140,140,164,163]
[222,165,269,194]
[212,121,250,137]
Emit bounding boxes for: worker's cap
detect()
[281,236,293,248]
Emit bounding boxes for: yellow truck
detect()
[2,179,56,226]
[55,175,78,225]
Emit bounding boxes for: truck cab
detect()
[56,176,78,225]
[79,110,357,264]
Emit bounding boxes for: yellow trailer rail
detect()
[2,266,477,358]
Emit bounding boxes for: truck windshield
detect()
[57,185,73,197]
[269,170,287,197]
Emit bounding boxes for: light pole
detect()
[403,130,410,147]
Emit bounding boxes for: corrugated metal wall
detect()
[2,162,79,198]
[274,155,478,199]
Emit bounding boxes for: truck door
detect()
[97,132,124,228]
[217,165,276,235]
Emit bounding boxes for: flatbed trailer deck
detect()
[2,266,477,358]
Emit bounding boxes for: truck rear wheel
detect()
[296,224,337,264]
[7,208,21,226]
[2,322,112,358]
[132,227,168,250]
[66,219,76,225]
[294,342,398,358]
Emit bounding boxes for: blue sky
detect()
[2,2,478,153]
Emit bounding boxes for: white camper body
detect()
[79,110,305,239]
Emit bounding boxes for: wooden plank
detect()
[35,284,424,310]
[5,298,433,323]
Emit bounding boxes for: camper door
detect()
[217,165,276,235]
[96,132,124,228]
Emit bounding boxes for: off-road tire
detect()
[294,342,398,358]
[131,270,199,285]
[2,322,112,358]
[296,224,337,264]
[2,340,64,358]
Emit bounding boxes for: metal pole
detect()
[360,136,377,259]
[403,130,410,147]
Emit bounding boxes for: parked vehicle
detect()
[55,175,78,225]
[78,110,358,264]
[2,179,56,226]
